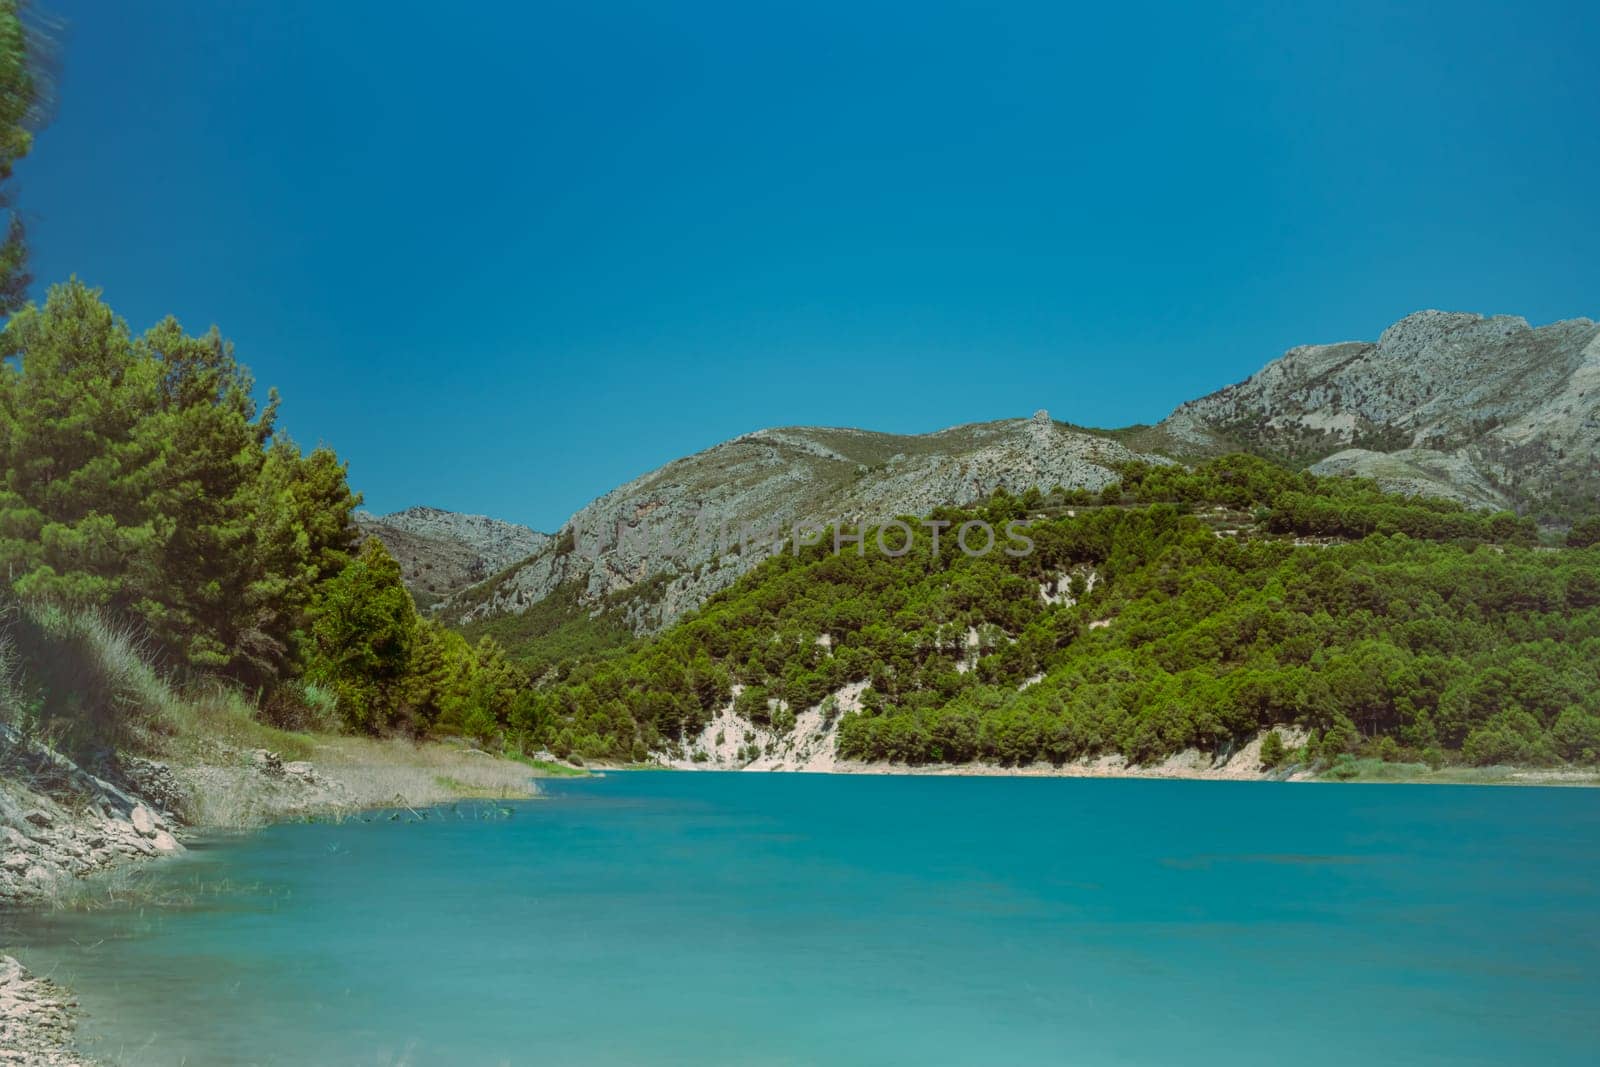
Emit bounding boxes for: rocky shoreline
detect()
[1,727,185,911]
[1,726,191,1065]
[0,955,88,1066]
[1,724,538,1065]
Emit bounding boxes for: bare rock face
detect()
[117,755,191,819]
[450,415,1172,634]
[1157,310,1600,510]
[282,761,321,785]
[251,748,284,777]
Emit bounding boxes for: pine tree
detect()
[240,438,361,687]
[0,283,364,689]
[0,280,166,603]
[136,316,277,673]
[305,537,419,732]
[0,1,50,312]
[1260,729,1287,769]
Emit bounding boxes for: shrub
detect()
[770,704,797,733]
[1462,709,1556,766]
[1551,708,1600,763]
[1566,516,1600,549]
[1259,729,1287,769]
[1328,753,1361,780]
[1317,717,1361,763]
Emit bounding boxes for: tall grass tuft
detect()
[0,600,179,756]
[0,600,315,766]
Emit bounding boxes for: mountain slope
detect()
[450,412,1171,638]
[356,506,550,609]
[1152,310,1600,512]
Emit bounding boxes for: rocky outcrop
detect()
[359,506,550,569]
[116,754,192,820]
[1307,447,1509,509]
[0,725,185,907]
[659,682,868,772]
[1157,310,1600,511]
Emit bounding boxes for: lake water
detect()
[6,773,1599,1065]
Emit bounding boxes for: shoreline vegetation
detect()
[740,758,1600,787]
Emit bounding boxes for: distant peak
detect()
[1373,310,1541,358]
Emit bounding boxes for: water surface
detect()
[7,773,1599,1065]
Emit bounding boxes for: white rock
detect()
[130,804,157,837]
[283,761,318,782]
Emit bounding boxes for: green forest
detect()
[516,457,1600,771]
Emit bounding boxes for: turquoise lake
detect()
[6,773,1600,1065]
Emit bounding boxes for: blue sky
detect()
[18,1,1599,530]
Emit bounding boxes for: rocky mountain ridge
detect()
[385,308,1597,640]
[1153,310,1600,511]
[451,411,1170,635]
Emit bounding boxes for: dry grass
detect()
[145,681,318,764]
[310,736,539,805]
[0,601,316,765]
[1,602,176,750]
[43,863,203,913]
[174,736,539,830]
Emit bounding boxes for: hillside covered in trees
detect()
[509,457,1600,771]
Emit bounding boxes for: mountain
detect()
[446,412,1172,641]
[355,506,551,609]
[405,307,1597,646]
[1149,310,1600,513]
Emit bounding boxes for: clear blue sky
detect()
[18,1,1599,530]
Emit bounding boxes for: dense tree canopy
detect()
[0,281,363,687]
[0,280,542,744]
